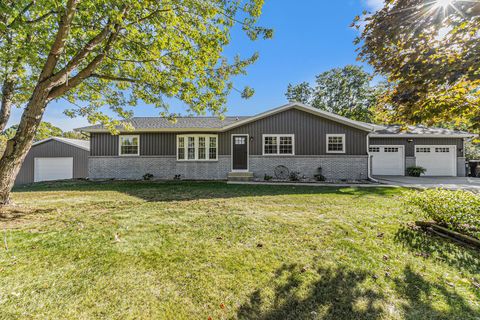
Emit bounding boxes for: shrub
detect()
[404,189,480,239]
[406,166,426,177]
[264,174,273,181]
[143,173,154,181]
[289,171,301,181]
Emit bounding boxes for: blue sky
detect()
[7,0,382,131]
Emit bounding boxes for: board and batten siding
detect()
[91,109,369,157]
[220,109,368,155]
[369,137,465,157]
[15,139,89,185]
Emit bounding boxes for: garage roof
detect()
[32,137,90,151]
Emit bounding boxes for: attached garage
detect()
[415,145,456,176]
[369,125,474,177]
[15,137,89,185]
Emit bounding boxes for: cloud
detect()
[364,0,384,11]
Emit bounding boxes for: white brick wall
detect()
[89,155,368,181]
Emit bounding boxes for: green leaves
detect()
[355,0,480,132]
[0,0,269,131]
[285,65,383,122]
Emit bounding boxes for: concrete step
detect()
[228,171,254,181]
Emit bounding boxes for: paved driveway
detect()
[375,176,480,192]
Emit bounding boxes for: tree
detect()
[355,0,480,131]
[285,65,382,122]
[2,121,66,141]
[0,0,271,204]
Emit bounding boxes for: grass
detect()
[1,181,479,319]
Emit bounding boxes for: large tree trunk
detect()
[0,85,49,205]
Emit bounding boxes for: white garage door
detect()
[415,145,456,176]
[370,145,405,176]
[34,157,73,182]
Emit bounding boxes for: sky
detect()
[7,0,382,131]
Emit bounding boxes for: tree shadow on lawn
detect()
[237,263,478,320]
[12,180,401,203]
[395,226,480,276]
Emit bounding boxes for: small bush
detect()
[404,189,480,239]
[143,173,154,181]
[314,167,326,181]
[406,166,426,177]
[264,174,273,181]
[174,174,181,180]
[289,171,301,181]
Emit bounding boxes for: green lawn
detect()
[1,181,479,319]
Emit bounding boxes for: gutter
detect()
[366,134,379,183]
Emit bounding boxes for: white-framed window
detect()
[262,134,294,155]
[326,134,345,153]
[119,135,140,156]
[177,134,218,161]
[384,147,399,153]
[435,147,450,153]
[369,146,380,153]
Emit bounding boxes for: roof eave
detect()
[32,137,90,151]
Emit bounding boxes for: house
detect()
[76,103,474,181]
[15,137,90,185]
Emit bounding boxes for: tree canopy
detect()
[0,0,272,131]
[1,121,84,142]
[285,65,383,122]
[355,0,480,131]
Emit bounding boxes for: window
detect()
[177,135,218,161]
[435,147,450,153]
[369,147,380,153]
[416,147,431,153]
[326,134,345,153]
[119,135,139,156]
[384,147,399,153]
[262,134,294,155]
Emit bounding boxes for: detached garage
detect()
[15,137,89,185]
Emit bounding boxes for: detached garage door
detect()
[415,145,456,176]
[34,157,73,182]
[370,146,405,176]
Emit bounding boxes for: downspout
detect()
[366,133,379,183]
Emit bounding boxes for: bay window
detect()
[177,134,218,161]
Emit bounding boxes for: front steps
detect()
[227,171,254,182]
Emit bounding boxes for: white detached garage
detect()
[15,137,89,185]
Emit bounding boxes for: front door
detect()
[232,135,248,171]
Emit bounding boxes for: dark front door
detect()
[232,135,248,170]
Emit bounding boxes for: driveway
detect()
[375,176,480,192]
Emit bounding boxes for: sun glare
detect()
[434,0,454,9]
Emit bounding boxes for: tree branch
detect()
[39,0,80,82]
[47,22,123,100]
[89,73,138,83]
[25,10,58,24]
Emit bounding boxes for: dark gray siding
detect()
[90,109,370,157]
[220,109,368,155]
[15,140,89,185]
[91,133,118,156]
[369,137,465,157]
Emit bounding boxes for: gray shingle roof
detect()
[76,116,251,131]
[371,124,471,136]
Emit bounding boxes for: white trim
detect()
[176,134,218,161]
[370,145,405,176]
[119,135,140,156]
[231,134,249,172]
[326,134,346,154]
[32,137,90,151]
[414,145,457,177]
[223,103,374,132]
[369,133,475,138]
[261,134,295,156]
